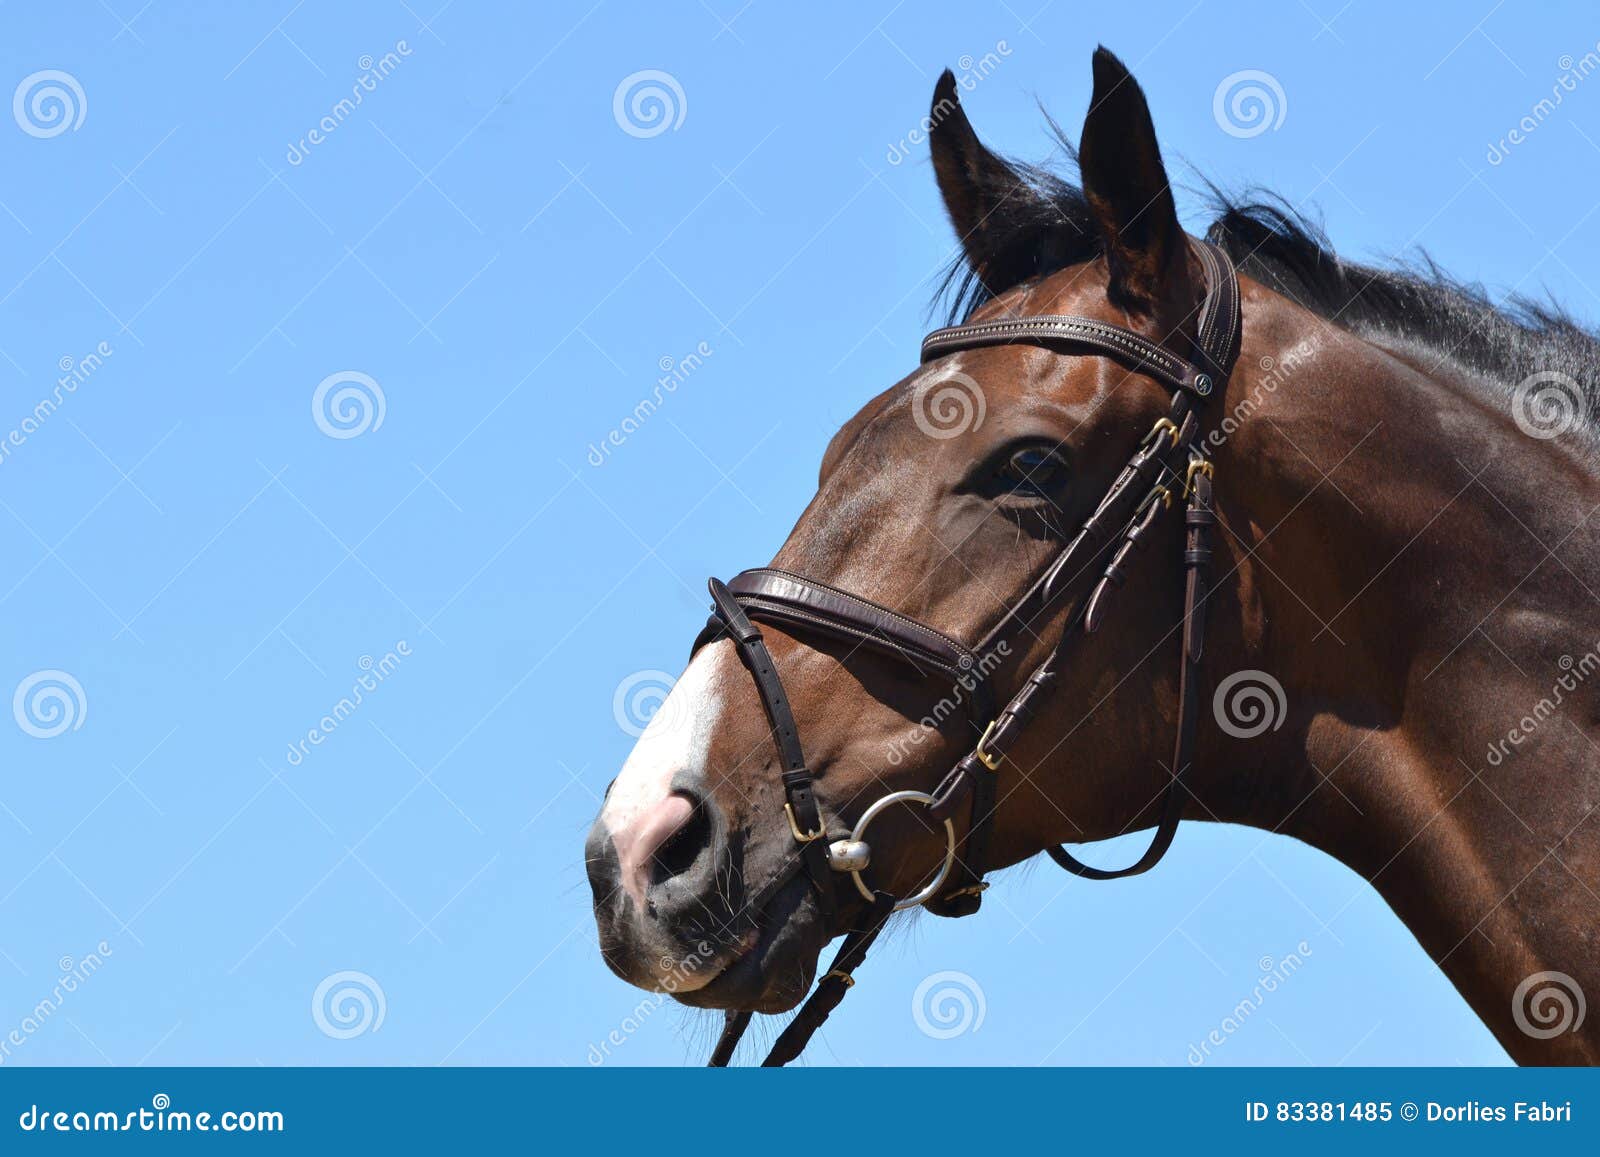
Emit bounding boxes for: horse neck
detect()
[1193,295,1600,1062]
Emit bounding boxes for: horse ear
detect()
[1078,47,1189,313]
[929,69,1053,295]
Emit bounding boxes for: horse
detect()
[586,46,1600,1066]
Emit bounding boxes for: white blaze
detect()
[601,646,724,839]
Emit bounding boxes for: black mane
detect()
[938,137,1600,429]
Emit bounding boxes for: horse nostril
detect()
[650,797,713,885]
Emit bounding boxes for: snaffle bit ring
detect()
[844,790,957,911]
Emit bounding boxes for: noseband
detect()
[691,240,1241,1065]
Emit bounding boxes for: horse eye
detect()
[1000,446,1066,495]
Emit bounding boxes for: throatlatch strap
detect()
[1046,467,1213,879]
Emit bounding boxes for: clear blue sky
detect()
[1,0,1593,1067]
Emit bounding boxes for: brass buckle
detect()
[944,881,990,900]
[824,969,855,988]
[784,802,825,843]
[1141,417,1179,451]
[1185,456,1215,497]
[975,720,1003,771]
[1147,483,1173,511]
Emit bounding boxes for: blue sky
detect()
[0,0,1594,1066]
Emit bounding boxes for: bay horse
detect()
[587,47,1600,1065]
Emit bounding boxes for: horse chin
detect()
[671,874,829,1014]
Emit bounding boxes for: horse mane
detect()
[937,127,1600,437]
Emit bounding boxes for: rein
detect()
[692,240,1242,1065]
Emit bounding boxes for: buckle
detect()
[1141,417,1179,451]
[784,802,825,843]
[1185,456,1215,497]
[975,720,1003,771]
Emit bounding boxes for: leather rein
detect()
[690,240,1242,1065]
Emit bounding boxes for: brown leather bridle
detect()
[691,240,1241,1065]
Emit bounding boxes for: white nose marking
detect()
[602,647,724,885]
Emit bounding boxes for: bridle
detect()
[690,239,1242,1066]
